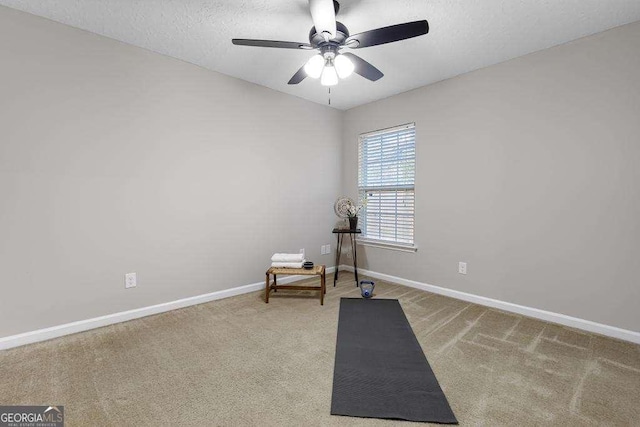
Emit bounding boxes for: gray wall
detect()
[0,6,342,337]
[342,22,640,332]
[2,5,638,339]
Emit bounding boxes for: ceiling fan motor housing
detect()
[309,21,350,49]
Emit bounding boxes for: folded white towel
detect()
[271,261,305,269]
[271,253,305,263]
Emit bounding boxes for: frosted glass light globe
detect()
[304,55,324,79]
[320,64,339,86]
[334,54,355,79]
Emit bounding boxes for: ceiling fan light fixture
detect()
[232,1,429,87]
[304,54,325,79]
[334,54,354,78]
[320,63,339,86]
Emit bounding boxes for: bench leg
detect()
[265,273,270,303]
[320,272,325,305]
[273,274,277,292]
[323,271,326,295]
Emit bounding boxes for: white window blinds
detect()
[358,123,415,246]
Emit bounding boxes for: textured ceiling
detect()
[2,0,640,110]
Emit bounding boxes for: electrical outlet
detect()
[125,272,137,288]
[325,244,331,254]
[300,248,305,258]
[458,262,467,275]
[320,245,326,255]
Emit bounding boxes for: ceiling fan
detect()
[232,0,429,86]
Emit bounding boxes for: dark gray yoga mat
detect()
[331,298,458,424]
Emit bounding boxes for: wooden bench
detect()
[265,265,326,305]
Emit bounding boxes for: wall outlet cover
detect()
[125,272,137,288]
[458,262,467,275]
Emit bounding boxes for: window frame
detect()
[356,122,418,252]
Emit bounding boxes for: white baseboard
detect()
[3,265,637,349]
[339,265,640,344]
[0,267,335,351]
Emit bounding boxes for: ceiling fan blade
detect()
[341,53,383,81]
[232,39,312,49]
[288,65,307,85]
[309,0,337,40]
[346,20,429,49]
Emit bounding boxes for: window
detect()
[358,123,416,249]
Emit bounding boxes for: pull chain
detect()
[328,87,331,106]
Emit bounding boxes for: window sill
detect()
[356,238,418,253]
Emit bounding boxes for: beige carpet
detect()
[1,275,639,426]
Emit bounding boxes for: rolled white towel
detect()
[271,253,305,263]
[271,261,305,269]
